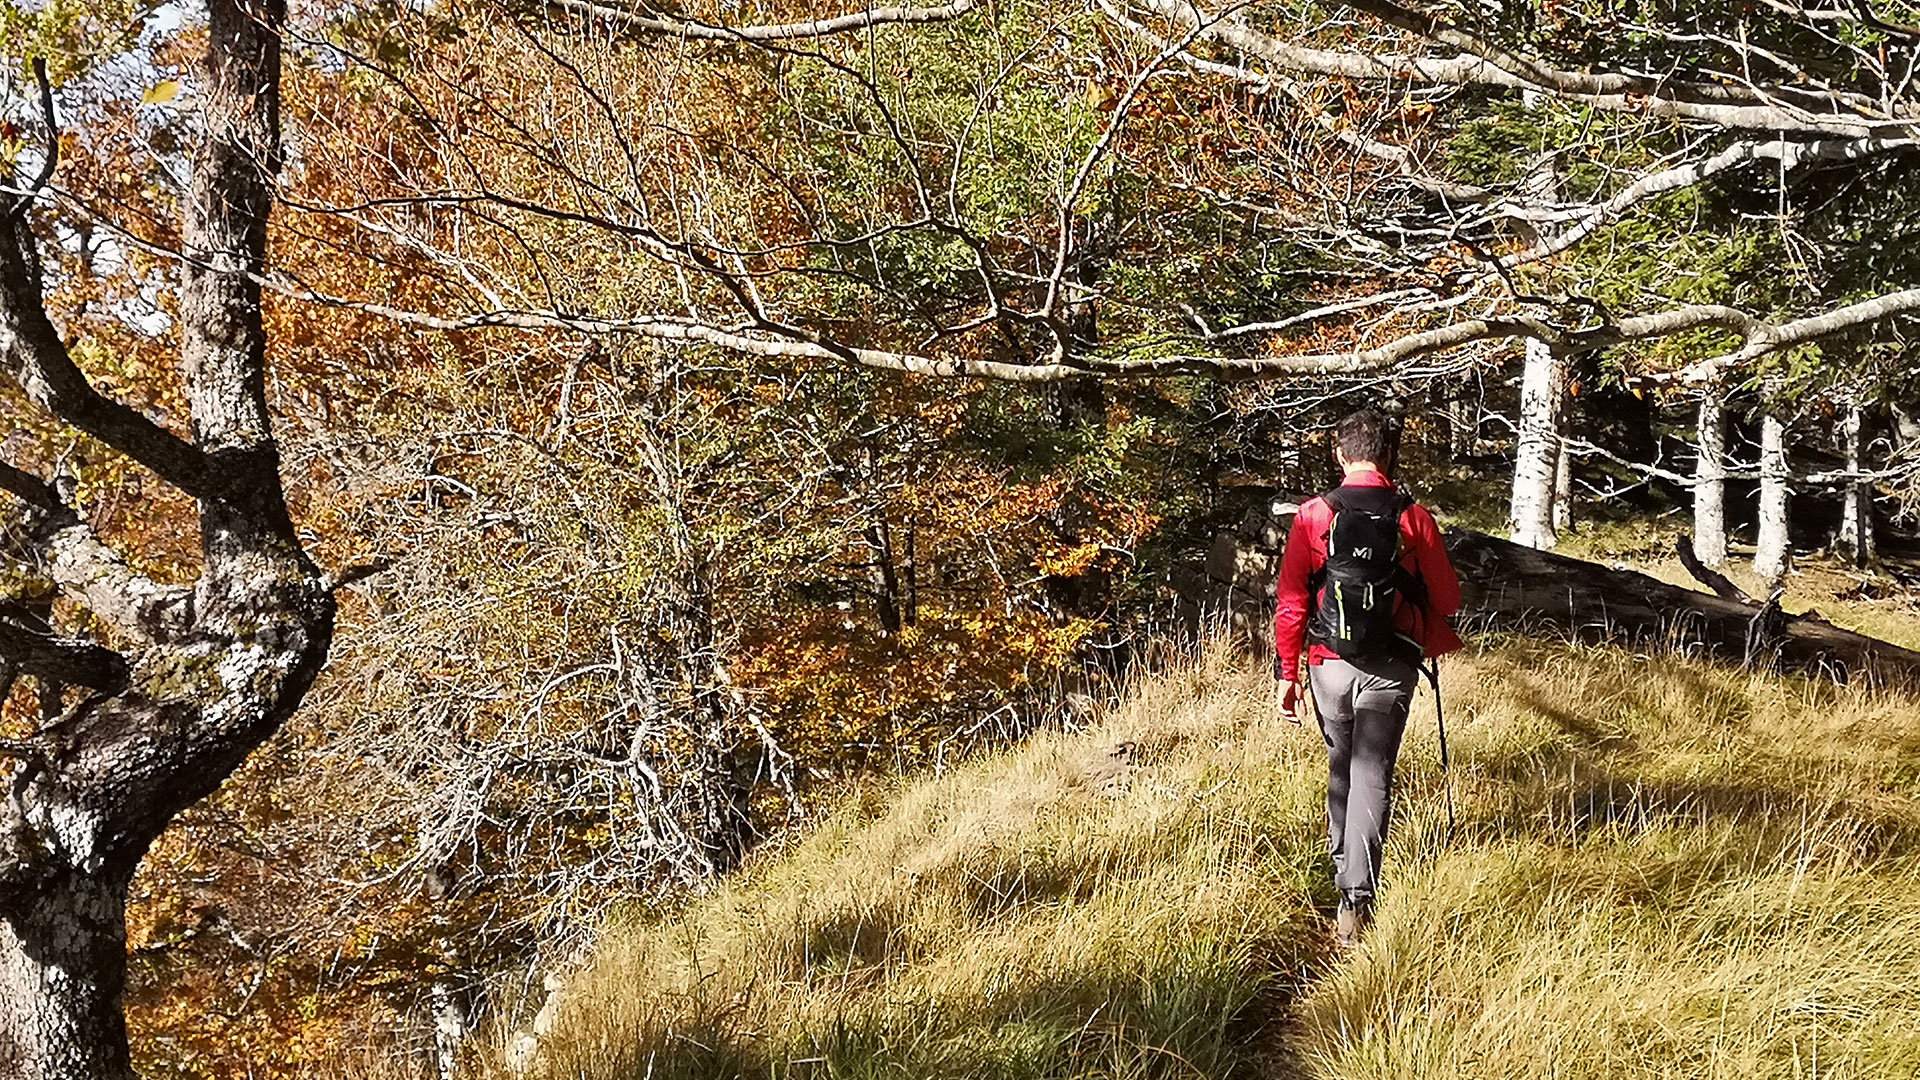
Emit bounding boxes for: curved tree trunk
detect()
[1508,336,1564,549]
[1753,404,1792,585]
[0,3,335,1074]
[1693,389,1729,568]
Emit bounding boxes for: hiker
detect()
[1273,408,1462,947]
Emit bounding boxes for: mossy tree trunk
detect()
[0,3,336,1073]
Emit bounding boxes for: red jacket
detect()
[1273,470,1463,682]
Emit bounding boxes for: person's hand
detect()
[1277,679,1303,724]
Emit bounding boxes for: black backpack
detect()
[1307,486,1424,665]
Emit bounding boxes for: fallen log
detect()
[1169,504,1920,686]
[1446,528,1920,686]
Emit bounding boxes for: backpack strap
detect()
[1304,489,1340,598]
[1303,492,1332,645]
[1312,485,1427,620]
[1389,491,1427,608]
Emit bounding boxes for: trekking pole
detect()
[1423,659,1456,834]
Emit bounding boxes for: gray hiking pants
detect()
[1308,656,1417,905]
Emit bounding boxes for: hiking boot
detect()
[1334,899,1372,948]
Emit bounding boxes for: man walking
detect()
[1274,408,1462,947]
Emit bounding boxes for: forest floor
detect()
[488,552,1920,1079]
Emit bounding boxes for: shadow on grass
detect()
[546,933,1287,1080]
[790,903,923,990]
[1465,723,1920,871]
[951,848,1109,921]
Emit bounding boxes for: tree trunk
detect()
[1838,402,1876,568]
[1753,404,1791,585]
[1508,336,1563,549]
[1447,375,1477,460]
[695,743,756,874]
[0,871,134,1080]
[1693,390,1729,569]
[1552,435,1572,534]
[0,3,337,1071]
[864,520,902,634]
[431,978,469,1080]
[421,855,472,1080]
[902,524,918,627]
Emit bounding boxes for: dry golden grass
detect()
[500,651,1324,1079]
[1552,523,1920,653]
[500,632,1920,1079]
[1300,641,1920,1080]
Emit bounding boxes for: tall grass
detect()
[1298,641,1920,1080]
[501,637,1920,1079]
[506,650,1325,1079]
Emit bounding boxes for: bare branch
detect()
[39,521,196,640]
[0,63,215,502]
[1119,0,1911,137]
[1201,288,1438,340]
[1679,534,1756,603]
[1660,286,1920,383]
[1042,7,1211,328]
[1849,0,1920,40]
[0,226,212,499]
[256,277,1087,379]
[1333,0,1879,112]
[0,461,61,514]
[323,559,393,593]
[4,59,59,220]
[548,0,978,41]
[1502,137,1920,269]
[2,459,195,640]
[1095,0,1494,203]
[0,620,127,695]
[253,265,1786,381]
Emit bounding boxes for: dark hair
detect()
[1333,408,1392,465]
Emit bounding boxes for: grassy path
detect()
[501,635,1920,1079]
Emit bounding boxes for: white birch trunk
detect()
[1838,402,1875,568]
[1694,391,1729,568]
[1508,337,1564,549]
[1753,406,1792,585]
[431,977,469,1080]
